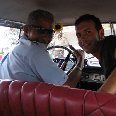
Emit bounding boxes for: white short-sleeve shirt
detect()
[0,35,68,85]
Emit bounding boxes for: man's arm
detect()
[64,63,82,88]
[64,47,85,88]
[98,67,116,94]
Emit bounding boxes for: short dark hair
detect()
[75,14,102,31]
[26,9,54,25]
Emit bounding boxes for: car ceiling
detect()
[0,0,116,26]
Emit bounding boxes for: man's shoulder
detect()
[104,35,116,45]
[105,35,116,40]
[100,35,116,52]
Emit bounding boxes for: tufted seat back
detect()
[0,80,116,116]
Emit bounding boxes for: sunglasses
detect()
[29,25,55,35]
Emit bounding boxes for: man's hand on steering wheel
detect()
[47,45,85,87]
[69,45,85,70]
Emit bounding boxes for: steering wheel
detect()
[47,45,77,74]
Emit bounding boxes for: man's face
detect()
[75,20,103,54]
[26,18,54,44]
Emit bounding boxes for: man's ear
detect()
[23,25,29,35]
[99,28,104,40]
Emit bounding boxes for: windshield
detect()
[48,23,116,67]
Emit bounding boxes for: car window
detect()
[0,26,20,61]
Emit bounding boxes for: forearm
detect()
[98,67,116,94]
[64,57,83,88]
[65,66,82,87]
[64,47,84,87]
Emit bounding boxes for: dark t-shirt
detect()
[99,35,116,78]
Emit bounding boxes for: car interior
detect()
[0,0,116,115]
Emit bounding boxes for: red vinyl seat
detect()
[0,80,116,116]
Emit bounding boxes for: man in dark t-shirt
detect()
[75,14,116,94]
[100,35,116,78]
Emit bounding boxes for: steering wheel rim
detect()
[47,45,77,74]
